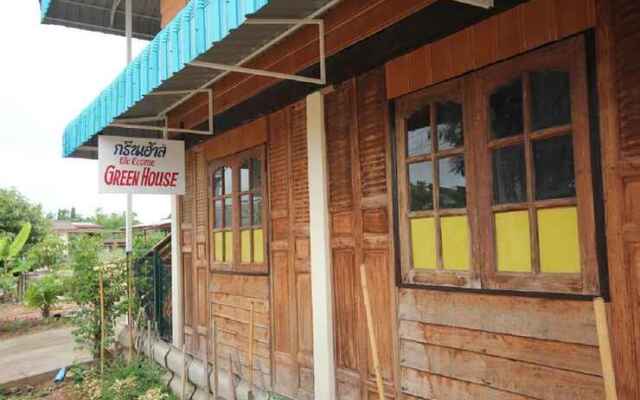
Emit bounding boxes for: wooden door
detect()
[326,67,398,399]
[181,150,210,357]
[269,100,315,399]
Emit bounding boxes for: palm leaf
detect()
[0,237,8,260]
[8,223,31,259]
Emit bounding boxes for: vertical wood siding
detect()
[385,0,596,99]
[268,100,314,399]
[325,67,398,400]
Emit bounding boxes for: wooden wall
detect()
[597,0,640,397]
[267,100,315,399]
[385,0,596,99]
[169,0,437,130]
[324,67,397,399]
[160,0,186,27]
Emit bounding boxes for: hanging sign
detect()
[98,136,185,195]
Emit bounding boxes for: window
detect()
[210,147,266,274]
[395,36,599,295]
[397,80,477,288]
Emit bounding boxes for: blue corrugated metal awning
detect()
[55,0,334,159]
[40,0,161,40]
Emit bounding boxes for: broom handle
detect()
[360,264,385,400]
[594,297,618,400]
[249,301,255,392]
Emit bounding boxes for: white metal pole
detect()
[125,0,134,361]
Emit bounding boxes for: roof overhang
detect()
[40,0,161,40]
[60,0,339,159]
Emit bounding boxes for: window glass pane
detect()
[224,197,232,228]
[240,161,250,192]
[213,169,224,196]
[439,156,466,209]
[531,71,572,131]
[407,107,431,157]
[253,195,263,225]
[240,194,251,227]
[538,207,581,273]
[253,229,264,264]
[251,158,262,191]
[214,232,224,262]
[409,161,433,211]
[437,102,463,150]
[224,231,233,263]
[489,78,523,139]
[241,230,252,263]
[492,145,526,204]
[224,167,233,195]
[214,199,223,229]
[410,217,436,269]
[441,216,469,271]
[534,135,576,200]
[495,211,532,272]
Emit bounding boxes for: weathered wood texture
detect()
[325,68,397,400]
[210,274,272,398]
[398,289,605,399]
[597,0,640,398]
[180,150,210,358]
[267,100,314,399]
[168,0,436,130]
[160,0,186,27]
[385,0,596,99]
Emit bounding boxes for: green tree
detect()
[0,189,48,249]
[24,274,63,318]
[26,233,66,270]
[53,207,89,222]
[90,208,140,230]
[0,223,32,273]
[68,236,127,357]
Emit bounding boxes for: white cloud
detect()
[0,2,170,223]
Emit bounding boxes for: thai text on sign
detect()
[98,136,185,194]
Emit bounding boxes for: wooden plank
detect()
[398,289,598,345]
[521,0,558,51]
[399,320,601,376]
[401,341,605,400]
[195,117,267,162]
[209,274,269,299]
[401,367,535,400]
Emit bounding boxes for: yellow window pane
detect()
[224,231,233,263]
[410,217,436,269]
[441,216,469,271]
[241,230,252,264]
[538,207,581,273]
[495,211,531,272]
[214,232,224,262]
[253,229,264,264]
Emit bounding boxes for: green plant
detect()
[24,274,63,318]
[0,223,32,272]
[72,357,176,400]
[0,188,49,250]
[67,235,127,358]
[26,233,66,271]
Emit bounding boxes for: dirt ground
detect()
[1,381,77,400]
[0,303,76,323]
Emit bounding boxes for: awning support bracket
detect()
[108,89,214,136]
[188,19,326,86]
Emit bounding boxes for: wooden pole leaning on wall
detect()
[359,264,385,400]
[247,300,256,400]
[209,303,218,400]
[99,270,105,377]
[594,297,618,400]
[181,344,188,400]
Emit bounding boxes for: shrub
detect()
[23,274,63,318]
[67,235,127,358]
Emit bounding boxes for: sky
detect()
[0,2,170,223]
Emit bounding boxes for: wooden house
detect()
[40,0,640,398]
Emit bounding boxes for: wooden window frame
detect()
[208,146,268,274]
[394,36,600,295]
[396,78,481,288]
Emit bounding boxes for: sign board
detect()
[98,136,185,195]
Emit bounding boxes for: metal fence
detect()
[134,235,172,342]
